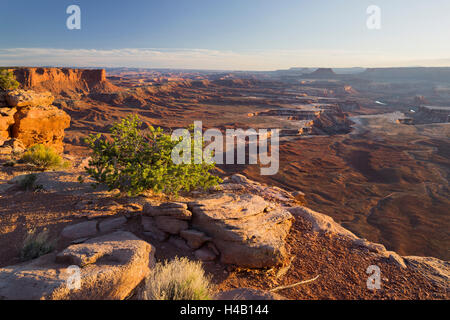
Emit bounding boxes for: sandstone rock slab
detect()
[180,229,211,249]
[0,231,155,300]
[141,216,168,241]
[168,236,190,251]
[61,221,98,240]
[143,202,192,220]
[6,90,54,108]
[190,193,293,268]
[154,216,189,235]
[194,247,217,261]
[98,216,127,233]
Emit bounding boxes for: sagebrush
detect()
[20,229,55,261]
[21,144,70,170]
[85,115,221,196]
[142,257,214,300]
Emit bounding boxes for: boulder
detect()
[154,216,189,235]
[168,236,190,251]
[61,221,98,240]
[0,108,16,140]
[0,231,155,300]
[180,229,211,249]
[143,202,192,220]
[189,193,293,268]
[141,216,168,241]
[12,105,70,153]
[98,216,127,233]
[194,247,217,261]
[5,90,54,108]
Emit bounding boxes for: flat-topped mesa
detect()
[307,68,337,78]
[11,67,113,95]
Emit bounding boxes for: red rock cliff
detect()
[12,68,115,95]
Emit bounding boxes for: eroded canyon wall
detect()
[12,68,114,95]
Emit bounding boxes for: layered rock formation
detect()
[12,67,118,95]
[0,90,70,152]
[189,193,293,268]
[141,192,293,268]
[413,106,450,124]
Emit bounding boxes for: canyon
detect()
[0,66,448,300]
[4,66,447,260]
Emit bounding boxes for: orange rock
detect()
[12,68,119,96]
[6,89,54,108]
[0,108,16,139]
[12,105,70,152]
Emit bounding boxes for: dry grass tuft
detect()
[142,257,214,300]
[21,144,70,170]
[20,229,55,261]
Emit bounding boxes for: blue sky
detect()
[1,0,449,70]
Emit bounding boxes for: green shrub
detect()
[17,173,43,191]
[20,229,55,261]
[21,144,70,170]
[85,115,221,196]
[0,69,19,91]
[142,257,213,300]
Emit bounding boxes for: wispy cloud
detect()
[0,48,449,70]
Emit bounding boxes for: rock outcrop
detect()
[0,170,448,300]
[12,67,118,95]
[6,90,54,108]
[0,90,70,153]
[0,107,15,140]
[12,104,71,153]
[141,193,293,268]
[413,106,450,124]
[0,231,155,300]
[288,206,358,240]
[403,256,450,288]
[189,193,293,268]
